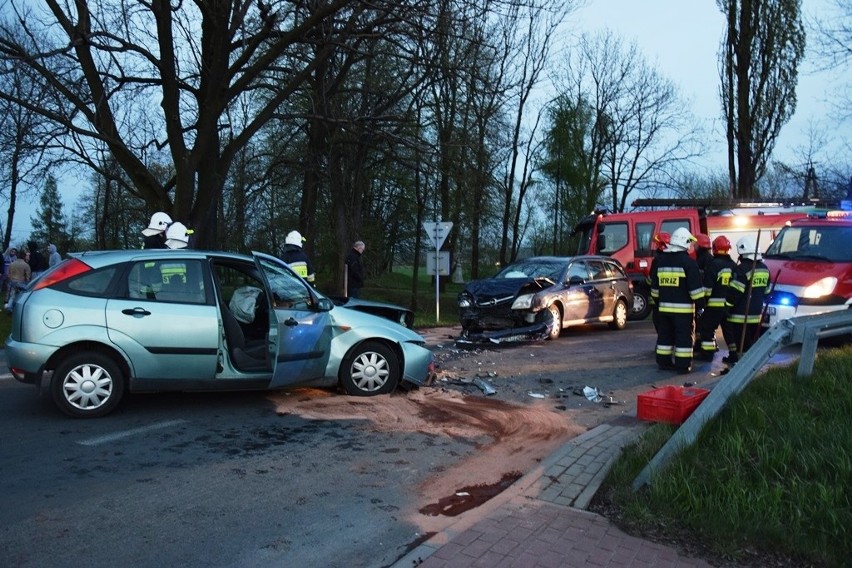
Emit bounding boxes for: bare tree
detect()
[551,31,702,214]
[0,0,376,248]
[0,83,61,250]
[718,0,806,200]
[809,0,852,120]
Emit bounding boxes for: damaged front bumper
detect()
[455,322,549,345]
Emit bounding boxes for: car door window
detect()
[566,261,590,283]
[127,259,206,304]
[256,258,314,310]
[586,260,608,281]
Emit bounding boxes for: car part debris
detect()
[583,386,603,403]
[473,377,496,395]
[455,323,548,346]
[527,391,546,399]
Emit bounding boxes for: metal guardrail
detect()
[632,308,852,491]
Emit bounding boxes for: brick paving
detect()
[394,420,713,568]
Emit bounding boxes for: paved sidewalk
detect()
[393,419,713,568]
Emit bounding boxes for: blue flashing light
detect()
[769,291,798,307]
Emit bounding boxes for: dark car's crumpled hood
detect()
[463,278,534,301]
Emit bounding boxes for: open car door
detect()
[253,253,332,387]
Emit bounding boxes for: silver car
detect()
[5,250,434,418]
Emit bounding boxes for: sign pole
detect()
[435,245,440,321]
[422,221,453,324]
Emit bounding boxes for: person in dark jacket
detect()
[722,236,771,364]
[345,241,366,298]
[27,241,49,279]
[695,235,738,361]
[649,227,704,374]
[281,230,316,286]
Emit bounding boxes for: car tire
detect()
[339,341,400,396]
[541,304,562,340]
[51,352,125,418]
[609,299,629,330]
[629,287,652,320]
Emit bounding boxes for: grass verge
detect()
[595,343,852,567]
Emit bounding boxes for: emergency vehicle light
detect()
[768,291,798,307]
[826,210,852,219]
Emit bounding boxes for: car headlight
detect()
[802,277,837,299]
[511,293,534,309]
[458,296,472,308]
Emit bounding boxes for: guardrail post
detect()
[797,327,819,378]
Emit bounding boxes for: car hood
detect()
[329,305,423,342]
[764,259,852,285]
[463,277,536,300]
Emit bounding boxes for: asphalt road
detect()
[0,319,800,567]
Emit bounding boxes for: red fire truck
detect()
[570,200,813,319]
[762,211,852,326]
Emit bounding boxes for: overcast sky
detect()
[569,0,850,170]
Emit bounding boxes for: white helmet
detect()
[142,211,173,236]
[165,222,190,249]
[285,230,305,247]
[736,236,762,260]
[667,227,696,252]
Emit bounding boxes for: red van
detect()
[763,212,852,326]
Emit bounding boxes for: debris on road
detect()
[473,377,497,396]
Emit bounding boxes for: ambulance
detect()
[570,201,811,319]
[762,211,852,326]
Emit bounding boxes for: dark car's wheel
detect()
[339,341,400,396]
[51,352,125,418]
[629,286,652,320]
[608,299,629,330]
[540,304,562,340]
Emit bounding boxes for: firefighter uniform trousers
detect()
[650,252,704,372]
[723,259,771,361]
[695,255,737,360]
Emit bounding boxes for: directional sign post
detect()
[422,221,453,321]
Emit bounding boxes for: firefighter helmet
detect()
[285,230,305,247]
[696,233,711,249]
[651,232,671,252]
[667,227,696,252]
[712,235,732,255]
[142,211,173,236]
[165,222,190,249]
[736,236,762,260]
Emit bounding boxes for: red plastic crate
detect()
[636,385,710,425]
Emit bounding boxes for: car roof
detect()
[68,249,256,268]
[513,255,619,263]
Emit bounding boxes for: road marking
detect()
[78,419,187,446]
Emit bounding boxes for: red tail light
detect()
[31,258,92,290]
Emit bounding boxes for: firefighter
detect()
[694,235,737,361]
[722,236,771,364]
[281,230,316,285]
[164,222,192,249]
[142,212,172,249]
[695,233,713,276]
[646,232,671,335]
[649,227,704,373]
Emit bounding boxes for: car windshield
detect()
[764,225,852,262]
[494,260,564,281]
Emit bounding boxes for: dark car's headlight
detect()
[458,293,473,308]
[511,293,534,310]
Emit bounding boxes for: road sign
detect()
[426,251,451,276]
[422,221,453,250]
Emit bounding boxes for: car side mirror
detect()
[316,298,334,312]
[568,275,585,286]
